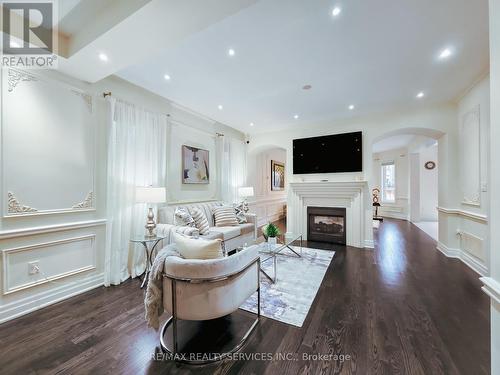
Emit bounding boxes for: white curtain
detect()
[104,98,168,286]
[218,136,247,204]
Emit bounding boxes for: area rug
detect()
[240,246,335,327]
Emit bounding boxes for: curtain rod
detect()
[102,91,225,137]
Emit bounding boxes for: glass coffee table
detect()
[256,233,303,283]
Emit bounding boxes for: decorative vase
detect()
[268,236,277,245]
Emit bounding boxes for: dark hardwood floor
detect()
[0,219,490,374]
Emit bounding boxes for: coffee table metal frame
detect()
[258,233,303,283]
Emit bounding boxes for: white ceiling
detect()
[56,0,256,81]
[372,135,416,153]
[117,0,489,134]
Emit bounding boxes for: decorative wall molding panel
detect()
[2,235,97,295]
[436,241,488,276]
[70,90,93,113]
[249,197,286,227]
[460,105,481,206]
[72,191,94,209]
[437,206,488,223]
[1,69,95,217]
[0,273,104,324]
[0,219,106,240]
[7,191,37,214]
[7,69,38,92]
[457,230,485,262]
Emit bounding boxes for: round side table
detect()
[130,235,166,288]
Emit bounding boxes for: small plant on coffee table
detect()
[264,223,281,239]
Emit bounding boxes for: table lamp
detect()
[136,187,166,237]
[238,186,254,213]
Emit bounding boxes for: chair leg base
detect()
[159,314,260,365]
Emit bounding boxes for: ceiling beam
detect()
[57,0,258,83]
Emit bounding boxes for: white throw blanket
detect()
[144,246,182,330]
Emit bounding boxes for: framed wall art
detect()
[182,145,209,184]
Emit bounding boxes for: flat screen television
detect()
[293,131,362,174]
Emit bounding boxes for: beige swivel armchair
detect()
[160,245,261,364]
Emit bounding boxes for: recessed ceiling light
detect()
[438,48,452,60]
[250,122,254,127]
[164,74,171,81]
[10,40,20,48]
[218,104,223,110]
[348,105,355,110]
[302,84,312,90]
[228,48,235,56]
[332,7,342,16]
[294,114,299,119]
[416,92,425,99]
[99,53,108,62]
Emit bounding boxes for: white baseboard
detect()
[460,250,488,276]
[381,212,408,220]
[436,242,487,276]
[364,239,375,249]
[0,273,104,324]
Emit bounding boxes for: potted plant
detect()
[263,223,281,245]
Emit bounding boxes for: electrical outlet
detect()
[28,261,40,275]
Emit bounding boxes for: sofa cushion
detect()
[175,226,199,237]
[233,202,247,224]
[209,226,241,241]
[239,222,255,236]
[200,231,224,240]
[213,206,239,227]
[189,207,210,235]
[174,207,195,227]
[173,232,222,260]
[183,202,223,227]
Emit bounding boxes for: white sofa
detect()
[159,244,261,364]
[157,201,257,252]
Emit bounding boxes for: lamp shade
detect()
[136,187,166,203]
[238,186,254,198]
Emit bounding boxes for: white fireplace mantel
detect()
[287,181,372,248]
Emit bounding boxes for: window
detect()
[381,162,396,203]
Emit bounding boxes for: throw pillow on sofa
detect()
[175,226,200,238]
[174,206,195,227]
[213,206,239,227]
[233,202,248,224]
[173,232,223,259]
[189,207,210,235]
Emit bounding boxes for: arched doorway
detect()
[372,128,445,240]
[247,144,287,228]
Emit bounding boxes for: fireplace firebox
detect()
[307,207,346,244]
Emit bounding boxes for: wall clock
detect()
[424,161,436,170]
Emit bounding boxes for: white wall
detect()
[0,69,107,323]
[249,103,459,250]
[372,148,409,220]
[419,143,439,221]
[437,75,490,276]
[486,2,500,374]
[0,70,245,323]
[247,147,287,227]
[93,76,245,204]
